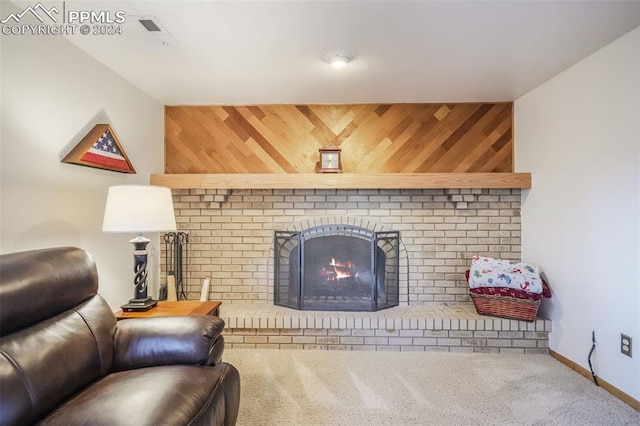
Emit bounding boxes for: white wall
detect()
[515,28,639,400]
[0,3,164,309]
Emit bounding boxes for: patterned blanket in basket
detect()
[468,256,543,294]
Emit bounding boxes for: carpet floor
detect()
[224,349,639,426]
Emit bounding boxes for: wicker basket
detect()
[470,293,540,322]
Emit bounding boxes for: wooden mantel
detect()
[150,173,531,189]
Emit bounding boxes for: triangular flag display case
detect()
[62,124,136,174]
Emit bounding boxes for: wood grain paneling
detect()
[165,103,513,174]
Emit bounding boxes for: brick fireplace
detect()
[164,187,550,353]
[170,187,522,304]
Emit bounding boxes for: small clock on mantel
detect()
[316,147,342,173]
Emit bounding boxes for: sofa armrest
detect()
[113,316,225,372]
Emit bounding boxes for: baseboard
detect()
[549,350,640,412]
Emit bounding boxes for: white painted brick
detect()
[169,189,522,319]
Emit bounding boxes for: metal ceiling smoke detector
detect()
[324,52,353,69]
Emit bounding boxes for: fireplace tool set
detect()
[161,232,189,300]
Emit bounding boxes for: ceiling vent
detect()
[139,19,161,32]
[132,15,178,46]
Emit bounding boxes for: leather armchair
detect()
[0,247,240,425]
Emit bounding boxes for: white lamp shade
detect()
[102,185,177,233]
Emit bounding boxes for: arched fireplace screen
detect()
[274,224,399,311]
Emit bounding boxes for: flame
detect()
[329,257,355,280]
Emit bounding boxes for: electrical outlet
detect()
[621,334,632,358]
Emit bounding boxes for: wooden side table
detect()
[115,301,221,320]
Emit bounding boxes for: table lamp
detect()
[102,184,176,310]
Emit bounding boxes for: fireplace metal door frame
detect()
[275,224,400,312]
[374,231,401,311]
[299,225,377,311]
[274,230,301,310]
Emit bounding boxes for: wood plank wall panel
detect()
[164,103,513,174]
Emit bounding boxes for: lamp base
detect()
[130,235,151,300]
[129,296,153,304]
[120,298,158,312]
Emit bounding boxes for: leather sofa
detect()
[0,247,240,425]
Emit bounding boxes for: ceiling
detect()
[30,1,640,104]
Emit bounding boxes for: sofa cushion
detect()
[114,316,226,371]
[0,295,116,425]
[0,247,98,336]
[39,364,241,426]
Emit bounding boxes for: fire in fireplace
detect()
[274,224,399,311]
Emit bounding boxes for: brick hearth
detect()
[220,303,551,353]
[167,187,550,352]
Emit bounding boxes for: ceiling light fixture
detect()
[325,52,353,69]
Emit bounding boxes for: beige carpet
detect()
[224,349,639,426]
